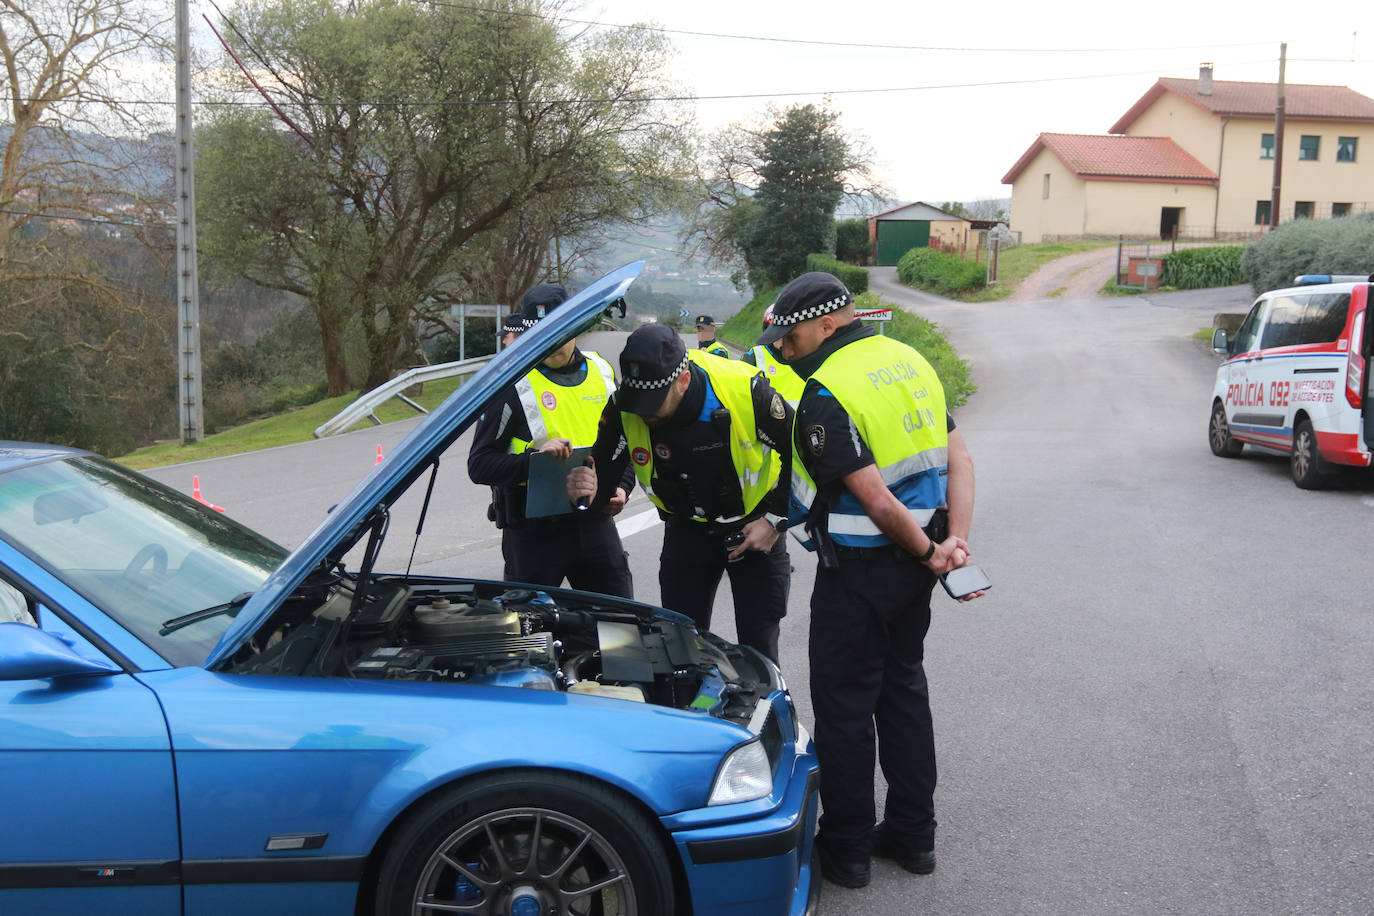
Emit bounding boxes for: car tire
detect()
[373,771,674,916]
[1208,401,1244,457]
[1291,417,1327,489]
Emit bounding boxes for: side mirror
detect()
[0,623,121,680]
[1211,327,1230,354]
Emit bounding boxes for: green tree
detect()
[684,104,880,292]
[198,0,687,395]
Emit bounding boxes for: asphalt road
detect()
[147,290,1374,915]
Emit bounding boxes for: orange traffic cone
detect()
[191,475,227,513]
[375,444,384,466]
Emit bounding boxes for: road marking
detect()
[616,508,662,539]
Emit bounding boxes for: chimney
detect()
[1199,63,1214,96]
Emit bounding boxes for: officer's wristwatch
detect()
[766,513,789,534]
[918,540,937,563]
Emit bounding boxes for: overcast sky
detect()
[588,0,1374,205]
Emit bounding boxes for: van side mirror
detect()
[1211,328,1230,354]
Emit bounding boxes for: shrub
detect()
[1159,246,1245,289]
[806,252,869,294]
[896,246,986,293]
[1241,213,1374,293]
[834,218,870,264]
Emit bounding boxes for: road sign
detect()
[679,308,690,318]
[856,308,893,321]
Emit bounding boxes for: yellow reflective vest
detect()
[509,351,616,454]
[749,345,805,407]
[789,334,948,549]
[622,350,780,523]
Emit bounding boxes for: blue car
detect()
[0,263,820,916]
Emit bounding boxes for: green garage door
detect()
[876,220,931,266]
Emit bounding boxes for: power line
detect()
[0,207,164,227]
[7,59,1277,110]
[420,0,1277,55]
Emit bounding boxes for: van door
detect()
[1223,297,1276,447]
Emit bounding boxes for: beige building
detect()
[1004,66,1374,242]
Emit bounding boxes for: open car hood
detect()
[203,262,643,669]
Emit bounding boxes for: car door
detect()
[0,576,181,915]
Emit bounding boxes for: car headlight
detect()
[708,739,773,806]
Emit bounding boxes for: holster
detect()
[927,507,949,543]
[804,491,839,570]
[489,485,523,529]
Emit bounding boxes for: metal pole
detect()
[458,304,466,361]
[175,0,204,442]
[1270,42,1287,229]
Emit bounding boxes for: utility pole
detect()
[175,0,205,442]
[1269,42,1287,230]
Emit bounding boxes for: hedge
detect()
[805,252,869,294]
[1241,213,1374,294]
[896,246,986,294]
[1158,246,1245,289]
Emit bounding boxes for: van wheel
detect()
[1291,418,1327,489]
[1209,402,1243,457]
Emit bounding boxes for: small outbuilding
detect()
[867,202,969,266]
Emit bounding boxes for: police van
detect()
[1209,274,1374,488]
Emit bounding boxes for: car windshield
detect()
[0,455,288,667]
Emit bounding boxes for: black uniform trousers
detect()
[810,549,938,860]
[658,516,790,663]
[501,512,633,599]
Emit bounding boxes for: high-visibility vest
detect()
[789,335,948,549]
[701,341,731,359]
[509,352,616,454]
[749,345,805,407]
[622,350,779,523]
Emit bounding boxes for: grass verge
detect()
[115,375,473,471]
[942,240,1118,302]
[720,286,976,408]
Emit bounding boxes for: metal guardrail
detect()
[313,354,493,438]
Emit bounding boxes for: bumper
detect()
[668,729,821,916]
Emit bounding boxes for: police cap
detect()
[616,324,688,415]
[519,283,570,328]
[755,272,853,347]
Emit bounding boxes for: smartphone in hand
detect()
[940,564,990,599]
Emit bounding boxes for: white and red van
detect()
[1209,274,1373,488]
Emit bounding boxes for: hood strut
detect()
[405,458,440,578]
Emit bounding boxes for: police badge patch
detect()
[770,393,785,420]
[806,424,825,455]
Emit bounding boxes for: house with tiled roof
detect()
[1003,65,1374,242]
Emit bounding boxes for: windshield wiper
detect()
[159,592,254,635]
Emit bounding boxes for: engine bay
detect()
[227,575,776,727]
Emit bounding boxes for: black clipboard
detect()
[525,446,593,518]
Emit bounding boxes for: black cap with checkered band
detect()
[615,324,689,415]
[754,271,853,347]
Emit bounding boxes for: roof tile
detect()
[1002,133,1217,184]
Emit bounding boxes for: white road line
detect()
[615,507,662,539]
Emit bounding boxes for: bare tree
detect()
[0,0,176,451]
[0,0,172,265]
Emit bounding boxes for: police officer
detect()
[757,271,979,889]
[467,283,635,598]
[497,311,525,349]
[741,312,805,408]
[566,324,793,662]
[694,314,731,358]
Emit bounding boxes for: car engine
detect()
[228,576,776,728]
